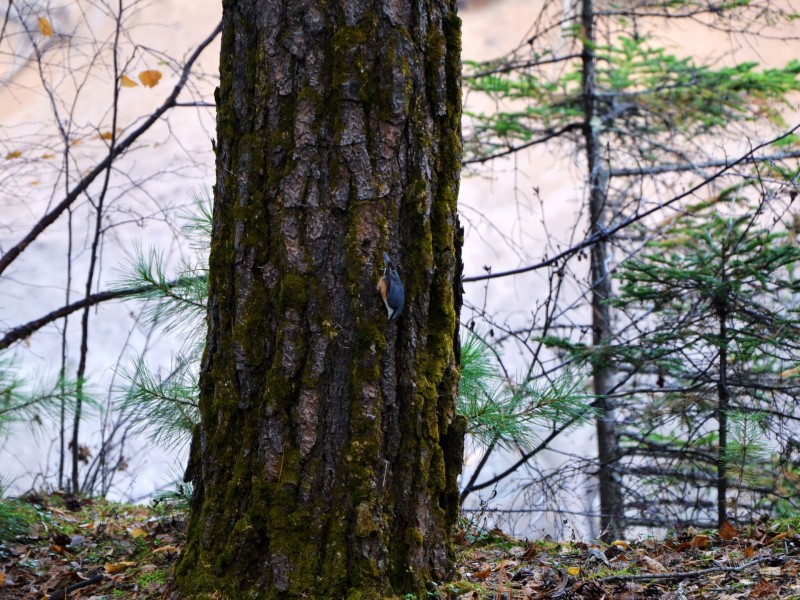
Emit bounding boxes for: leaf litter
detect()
[447,518,800,599]
[0,492,184,599]
[3,494,800,598]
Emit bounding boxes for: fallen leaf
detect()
[153,545,179,555]
[621,581,645,599]
[471,564,491,580]
[770,532,789,544]
[138,69,162,87]
[611,540,631,550]
[120,74,138,87]
[586,547,610,566]
[689,534,709,549]
[521,543,542,560]
[130,527,149,539]
[751,579,778,598]
[566,566,581,576]
[105,561,136,574]
[759,566,782,577]
[719,520,738,540]
[521,585,535,599]
[37,17,52,37]
[641,555,668,573]
[784,559,800,575]
[495,558,516,570]
[744,546,755,558]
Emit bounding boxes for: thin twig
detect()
[0,21,222,277]
[46,573,105,600]
[462,124,800,282]
[462,122,583,165]
[0,275,204,350]
[597,555,774,584]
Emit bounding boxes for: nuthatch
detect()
[377,252,405,320]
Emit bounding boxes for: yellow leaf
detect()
[138,70,162,88]
[37,17,53,37]
[5,150,21,159]
[120,74,138,88]
[130,527,148,539]
[566,566,581,576]
[105,561,135,574]
[0,571,4,585]
[611,540,630,550]
[153,545,179,554]
[98,131,114,141]
[41,153,54,159]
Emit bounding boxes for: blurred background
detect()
[3,0,800,540]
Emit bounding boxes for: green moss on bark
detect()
[176,2,463,598]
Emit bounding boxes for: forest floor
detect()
[1,493,799,598]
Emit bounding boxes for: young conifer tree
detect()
[460,0,800,537]
[611,205,800,527]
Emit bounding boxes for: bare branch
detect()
[0,286,148,350]
[0,20,222,277]
[598,556,774,584]
[610,149,800,178]
[462,122,583,166]
[462,124,800,283]
[465,53,583,79]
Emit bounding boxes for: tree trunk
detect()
[175,1,464,598]
[716,262,730,527]
[580,0,625,541]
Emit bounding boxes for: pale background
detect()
[1,0,798,538]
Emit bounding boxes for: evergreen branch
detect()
[462,124,800,282]
[0,21,222,277]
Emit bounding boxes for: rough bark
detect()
[581,0,625,541]
[175,0,464,598]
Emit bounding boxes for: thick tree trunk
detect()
[175,1,465,598]
[580,0,625,541]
